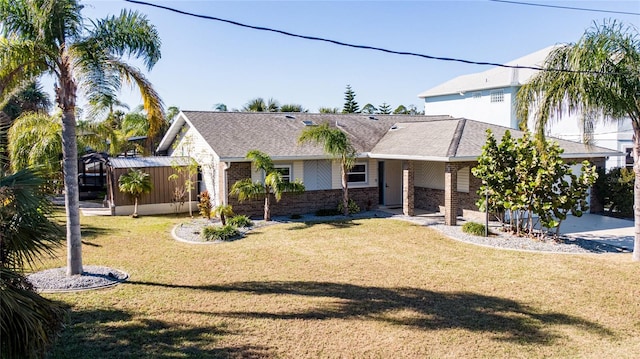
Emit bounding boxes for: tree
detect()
[516,20,640,260]
[0,167,65,359]
[280,103,307,113]
[213,103,227,112]
[342,85,359,113]
[8,113,62,179]
[118,169,153,218]
[361,103,377,114]
[0,0,164,274]
[298,123,356,216]
[243,97,280,112]
[393,105,409,114]
[229,150,305,221]
[473,129,597,237]
[212,204,234,225]
[377,103,392,114]
[319,107,339,114]
[1,81,51,121]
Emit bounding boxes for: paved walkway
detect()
[377,208,635,252]
[559,213,634,251]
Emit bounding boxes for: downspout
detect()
[223,162,230,205]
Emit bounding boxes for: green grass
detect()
[37,212,640,358]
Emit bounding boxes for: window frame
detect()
[490,90,504,103]
[274,164,292,183]
[347,163,368,184]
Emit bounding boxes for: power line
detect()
[489,0,640,16]
[124,0,624,76]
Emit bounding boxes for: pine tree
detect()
[378,103,392,114]
[342,85,360,113]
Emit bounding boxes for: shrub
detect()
[337,199,360,214]
[201,224,240,241]
[315,208,341,216]
[197,191,212,219]
[594,167,634,218]
[462,222,489,236]
[227,215,254,228]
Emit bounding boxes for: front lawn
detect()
[39,213,639,358]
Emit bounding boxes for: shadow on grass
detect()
[80,224,110,240]
[48,307,273,359]
[287,220,361,231]
[128,280,613,345]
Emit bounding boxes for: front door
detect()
[383,161,402,207]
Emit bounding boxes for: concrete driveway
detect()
[560,213,634,251]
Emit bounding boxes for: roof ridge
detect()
[446,119,466,157]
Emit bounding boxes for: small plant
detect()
[462,222,489,236]
[337,199,360,215]
[227,215,254,228]
[315,208,341,216]
[198,191,213,219]
[212,204,234,225]
[201,224,240,241]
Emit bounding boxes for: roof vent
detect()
[369,116,378,120]
[390,125,398,130]
[302,120,316,126]
[285,115,295,119]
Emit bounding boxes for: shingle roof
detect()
[417,45,558,98]
[109,156,192,169]
[157,112,620,163]
[171,111,453,160]
[371,118,619,161]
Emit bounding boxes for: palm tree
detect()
[118,169,153,218]
[1,81,51,121]
[280,103,307,113]
[0,0,164,274]
[8,113,62,176]
[229,150,305,221]
[516,20,640,261]
[212,204,234,225]
[298,123,356,216]
[319,107,339,114]
[0,167,65,358]
[213,103,227,112]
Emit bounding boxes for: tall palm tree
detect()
[516,20,640,261]
[298,123,356,216]
[0,167,65,359]
[0,0,164,274]
[118,168,153,218]
[1,81,51,121]
[229,150,305,221]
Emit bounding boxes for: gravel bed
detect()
[175,210,628,254]
[27,265,128,293]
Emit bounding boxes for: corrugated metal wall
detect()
[108,165,198,206]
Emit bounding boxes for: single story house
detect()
[156,111,620,224]
[106,156,197,216]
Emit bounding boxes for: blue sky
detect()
[68,0,639,114]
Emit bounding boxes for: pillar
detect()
[403,160,415,216]
[445,163,458,226]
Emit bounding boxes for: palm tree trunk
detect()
[633,130,640,262]
[341,163,349,216]
[264,194,271,221]
[133,197,139,218]
[59,79,83,275]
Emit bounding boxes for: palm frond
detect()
[229,178,265,201]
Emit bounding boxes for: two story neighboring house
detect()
[418,46,633,169]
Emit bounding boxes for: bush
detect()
[315,208,341,216]
[594,167,634,218]
[197,191,212,219]
[337,199,360,214]
[462,222,488,236]
[201,224,240,241]
[227,215,254,228]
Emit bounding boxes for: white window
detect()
[490,90,504,103]
[472,91,482,99]
[274,165,291,183]
[347,163,367,184]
